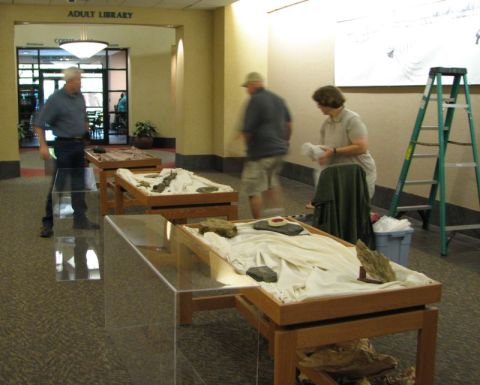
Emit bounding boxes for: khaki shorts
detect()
[241,155,285,196]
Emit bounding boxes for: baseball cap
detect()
[242,72,264,87]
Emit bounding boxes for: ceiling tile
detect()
[47,0,89,4]
[9,0,237,8]
[14,0,49,4]
[106,0,126,5]
[153,0,195,9]
[120,0,161,7]
[192,0,237,10]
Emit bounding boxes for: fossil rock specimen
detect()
[153,171,177,193]
[298,338,398,378]
[136,180,151,188]
[356,240,396,283]
[199,218,238,238]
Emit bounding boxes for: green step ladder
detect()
[389,67,480,256]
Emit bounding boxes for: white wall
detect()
[268,0,335,167]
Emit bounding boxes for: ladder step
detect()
[429,67,467,76]
[397,205,432,211]
[405,179,437,185]
[445,224,480,231]
[445,162,478,168]
[420,125,449,131]
[442,103,468,109]
[413,154,437,158]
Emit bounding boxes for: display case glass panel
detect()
[104,215,261,385]
[53,168,101,281]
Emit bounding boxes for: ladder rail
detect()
[388,78,434,216]
[435,74,464,254]
[427,74,461,237]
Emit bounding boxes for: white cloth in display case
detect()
[116,167,233,195]
[185,220,434,303]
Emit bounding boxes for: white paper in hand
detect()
[301,142,325,161]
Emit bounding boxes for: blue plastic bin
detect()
[374,228,414,267]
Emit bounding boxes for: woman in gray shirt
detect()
[311,85,377,199]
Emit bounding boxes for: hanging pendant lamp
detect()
[59,40,108,59]
[59,26,108,59]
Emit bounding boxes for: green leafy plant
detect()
[133,120,158,138]
[18,123,26,141]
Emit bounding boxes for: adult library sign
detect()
[67,10,133,19]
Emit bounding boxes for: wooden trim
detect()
[295,308,425,349]
[192,294,235,311]
[415,308,439,385]
[274,330,298,385]
[85,149,162,169]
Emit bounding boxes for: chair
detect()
[312,163,375,249]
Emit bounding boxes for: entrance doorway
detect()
[17,48,129,146]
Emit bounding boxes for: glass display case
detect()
[53,167,101,281]
[104,215,261,385]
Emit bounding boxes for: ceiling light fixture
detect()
[59,26,108,59]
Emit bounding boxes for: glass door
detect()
[17,50,40,147]
[81,70,105,143]
[107,50,128,145]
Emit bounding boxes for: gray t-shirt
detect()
[34,88,87,138]
[319,108,377,198]
[243,88,291,159]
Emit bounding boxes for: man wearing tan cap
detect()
[241,72,292,218]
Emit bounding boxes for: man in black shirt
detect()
[241,72,292,218]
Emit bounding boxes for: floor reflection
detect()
[55,236,101,281]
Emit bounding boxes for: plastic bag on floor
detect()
[373,216,412,233]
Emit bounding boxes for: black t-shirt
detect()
[243,88,291,159]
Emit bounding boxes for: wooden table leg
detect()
[415,307,438,385]
[177,242,193,324]
[274,329,298,385]
[114,182,125,214]
[99,170,108,216]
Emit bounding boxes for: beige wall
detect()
[267,0,480,211]
[174,28,185,154]
[0,7,19,162]
[130,53,173,137]
[212,8,226,156]
[213,0,268,157]
[179,13,213,155]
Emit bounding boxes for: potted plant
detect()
[132,120,158,149]
[18,123,26,143]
